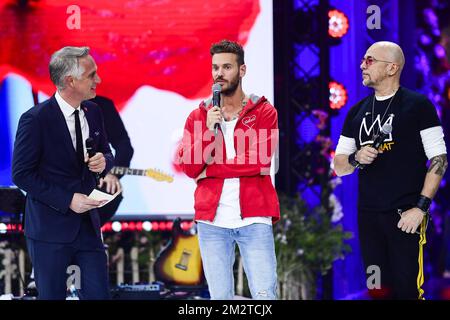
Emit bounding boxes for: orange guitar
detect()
[153,218,205,286]
[109,166,174,183]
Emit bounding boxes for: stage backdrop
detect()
[0,0,274,219]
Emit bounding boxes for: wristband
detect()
[348,151,361,168]
[416,195,432,214]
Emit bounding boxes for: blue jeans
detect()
[197,222,278,300]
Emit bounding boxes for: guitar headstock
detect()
[145,168,174,183]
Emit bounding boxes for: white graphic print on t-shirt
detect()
[359,113,394,151]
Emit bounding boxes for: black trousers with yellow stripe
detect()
[358,209,426,300]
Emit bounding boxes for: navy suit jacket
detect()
[12,95,114,243]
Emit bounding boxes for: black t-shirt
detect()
[341,87,442,212]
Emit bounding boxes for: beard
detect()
[362,75,375,87]
[363,79,375,87]
[219,73,241,96]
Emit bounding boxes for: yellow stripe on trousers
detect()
[417,218,427,300]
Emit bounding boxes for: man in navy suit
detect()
[12,46,114,300]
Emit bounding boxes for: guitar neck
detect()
[110,167,146,176]
[110,166,174,183]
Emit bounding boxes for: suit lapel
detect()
[49,96,79,166]
[82,102,96,140]
[81,102,99,179]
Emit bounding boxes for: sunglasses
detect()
[361,56,395,66]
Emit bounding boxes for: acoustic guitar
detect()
[153,218,205,286]
[109,166,174,183]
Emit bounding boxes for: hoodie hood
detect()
[199,94,267,116]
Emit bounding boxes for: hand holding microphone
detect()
[207,83,222,135]
[207,107,222,131]
[85,138,106,185]
[355,146,379,167]
[356,124,392,169]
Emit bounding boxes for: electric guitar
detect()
[109,166,174,183]
[153,218,205,286]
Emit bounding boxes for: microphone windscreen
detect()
[86,137,94,149]
[381,123,392,135]
[212,83,222,93]
[85,138,95,157]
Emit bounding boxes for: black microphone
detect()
[85,137,100,185]
[358,123,392,169]
[212,83,222,135]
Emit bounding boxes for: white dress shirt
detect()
[55,91,90,156]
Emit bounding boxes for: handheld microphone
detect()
[85,137,100,185]
[358,123,392,169]
[212,83,222,135]
[371,123,392,150]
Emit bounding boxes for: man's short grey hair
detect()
[49,46,90,89]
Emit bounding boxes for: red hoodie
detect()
[178,94,280,223]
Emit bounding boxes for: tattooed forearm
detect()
[428,154,448,176]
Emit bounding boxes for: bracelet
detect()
[416,195,432,214]
[348,151,361,168]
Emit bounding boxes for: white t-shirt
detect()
[199,118,272,228]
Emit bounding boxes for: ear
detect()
[240,64,246,78]
[64,75,75,88]
[388,63,400,76]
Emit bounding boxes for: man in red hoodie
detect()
[178,40,280,299]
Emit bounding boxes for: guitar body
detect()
[154,219,204,286]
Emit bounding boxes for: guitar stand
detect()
[0,186,32,298]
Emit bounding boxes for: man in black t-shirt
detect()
[333,41,448,299]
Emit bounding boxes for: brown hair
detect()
[210,40,245,66]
